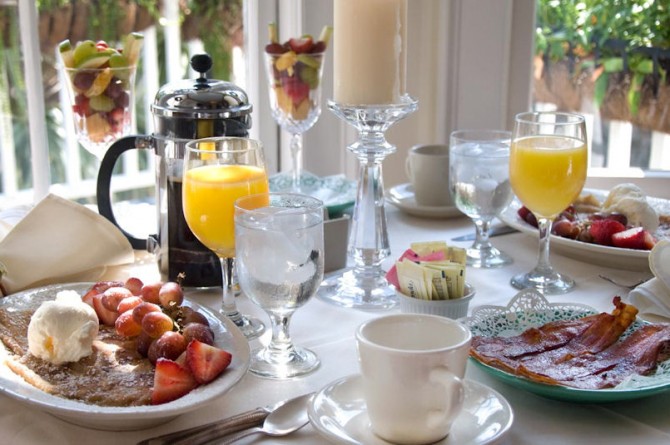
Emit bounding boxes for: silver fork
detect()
[598,274,652,290]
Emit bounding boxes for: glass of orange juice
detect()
[183,137,269,338]
[509,112,588,294]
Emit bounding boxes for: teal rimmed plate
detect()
[464,289,670,403]
[269,171,356,218]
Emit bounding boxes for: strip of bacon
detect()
[470,315,601,374]
[516,323,670,388]
[471,298,636,371]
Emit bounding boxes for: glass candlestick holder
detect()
[317,96,418,310]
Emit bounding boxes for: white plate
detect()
[387,183,462,219]
[0,283,250,431]
[308,374,513,445]
[499,188,670,271]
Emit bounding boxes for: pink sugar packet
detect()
[385,248,446,289]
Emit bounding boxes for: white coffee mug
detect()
[356,314,471,444]
[405,144,453,207]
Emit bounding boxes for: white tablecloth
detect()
[2,206,669,444]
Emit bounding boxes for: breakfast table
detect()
[1,204,670,445]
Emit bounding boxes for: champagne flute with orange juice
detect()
[509,112,588,294]
[183,137,269,338]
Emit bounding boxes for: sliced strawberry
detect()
[174,351,188,368]
[92,294,119,326]
[589,219,626,246]
[186,340,232,384]
[611,227,656,250]
[151,358,198,405]
[282,77,310,104]
[83,280,124,309]
[288,36,313,54]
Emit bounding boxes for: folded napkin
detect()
[0,194,134,296]
[627,240,670,322]
[627,278,670,322]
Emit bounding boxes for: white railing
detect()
[1,1,668,211]
[536,102,670,191]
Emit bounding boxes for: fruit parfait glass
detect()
[58,33,143,159]
[264,24,332,192]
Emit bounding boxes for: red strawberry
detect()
[92,294,119,326]
[611,227,656,250]
[282,77,310,104]
[83,280,123,308]
[151,358,198,405]
[73,94,92,116]
[185,340,232,384]
[589,219,626,246]
[288,36,313,54]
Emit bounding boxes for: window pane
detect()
[533,0,670,173]
[0,0,244,211]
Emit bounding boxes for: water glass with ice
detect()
[235,192,324,378]
[449,129,513,268]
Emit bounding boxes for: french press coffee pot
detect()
[97,54,252,287]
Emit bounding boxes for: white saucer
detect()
[387,183,462,219]
[308,374,513,445]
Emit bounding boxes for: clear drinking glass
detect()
[264,51,325,192]
[235,192,325,378]
[449,129,514,268]
[61,65,137,159]
[182,137,268,339]
[509,112,588,294]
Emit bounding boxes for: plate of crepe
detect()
[0,283,250,430]
[464,289,670,403]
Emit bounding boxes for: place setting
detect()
[308,314,514,445]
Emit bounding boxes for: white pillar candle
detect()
[333,0,408,105]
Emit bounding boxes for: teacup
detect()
[355,314,471,444]
[405,144,453,207]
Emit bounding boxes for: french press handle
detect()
[96,135,154,250]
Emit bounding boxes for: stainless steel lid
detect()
[150,54,252,138]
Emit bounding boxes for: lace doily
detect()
[464,289,596,338]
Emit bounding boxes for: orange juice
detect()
[183,164,269,257]
[510,135,587,219]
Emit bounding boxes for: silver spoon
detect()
[138,393,313,445]
[218,392,313,444]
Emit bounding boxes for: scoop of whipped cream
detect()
[27,290,99,364]
[602,183,659,233]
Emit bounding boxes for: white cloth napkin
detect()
[627,240,670,322]
[0,194,134,295]
[627,278,670,322]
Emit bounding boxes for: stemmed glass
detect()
[61,65,137,159]
[235,192,325,378]
[182,137,268,339]
[264,50,325,191]
[509,112,588,294]
[449,129,514,268]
